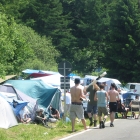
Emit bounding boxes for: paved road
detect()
[60,118,140,140]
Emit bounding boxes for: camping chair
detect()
[130,100,140,119]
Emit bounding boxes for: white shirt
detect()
[65,92,71,104]
[19,106,30,119]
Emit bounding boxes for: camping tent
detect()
[0,84,38,120]
[0,89,29,117]
[83,75,128,94]
[84,76,121,86]
[22,69,60,79]
[0,84,18,101]
[16,89,38,120]
[0,94,18,129]
[5,80,61,111]
[31,74,75,89]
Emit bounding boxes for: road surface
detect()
[60,118,140,140]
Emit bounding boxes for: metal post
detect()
[63,62,66,121]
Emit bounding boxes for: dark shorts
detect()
[87,104,97,114]
[118,108,126,113]
[109,102,117,112]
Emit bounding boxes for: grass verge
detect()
[0,112,137,140]
[0,119,86,140]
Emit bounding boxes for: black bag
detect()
[13,99,18,108]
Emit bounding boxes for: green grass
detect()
[1,112,136,140]
[0,119,87,140]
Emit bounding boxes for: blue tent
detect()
[0,93,28,116]
[5,80,61,111]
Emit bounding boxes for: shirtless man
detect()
[70,78,88,132]
[108,83,119,127]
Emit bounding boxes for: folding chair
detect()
[130,100,140,119]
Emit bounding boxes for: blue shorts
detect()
[87,104,97,114]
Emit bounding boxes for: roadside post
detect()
[58,61,72,121]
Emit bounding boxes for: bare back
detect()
[70,85,83,103]
[108,89,119,102]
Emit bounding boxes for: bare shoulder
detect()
[70,86,74,90]
[77,85,84,90]
[115,90,119,94]
[108,90,111,94]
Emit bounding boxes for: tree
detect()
[17,24,60,71]
[61,0,111,74]
[0,10,60,78]
[0,0,29,20]
[0,12,33,77]
[103,0,140,82]
[18,0,74,62]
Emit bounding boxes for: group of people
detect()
[69,78,140,132]
[18,105,60,127]
[17,78,139,131]
[69,78,119,131]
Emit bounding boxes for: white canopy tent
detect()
[83,75,128,92]
[31,74,75,89]
[84,76,121,86]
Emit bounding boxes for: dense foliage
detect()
[0,11,59,77]
[103,0,140,82]
[0,0,140,82]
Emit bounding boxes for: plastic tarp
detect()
[28,73,52,78]
[5,80,61,111]
[22,69,59,75]
[0,92,28,116]
[8,100,28,116]
[0,94,18,129]
[22,69,41,74]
